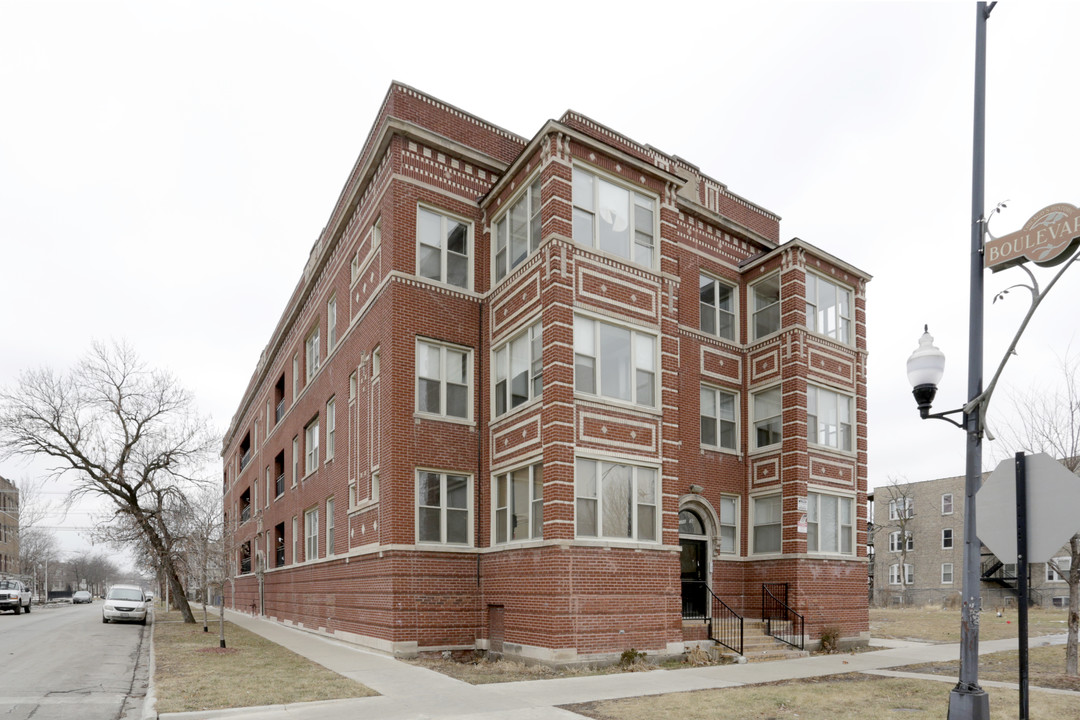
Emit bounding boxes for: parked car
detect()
[0,579,31,614]
[101,585,149,625]
[72,590,93,604]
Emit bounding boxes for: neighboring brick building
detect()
[870,475,1074,609]
[0,475,18,575]
[221,82,871,663]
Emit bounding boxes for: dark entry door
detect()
[680,538,708,618]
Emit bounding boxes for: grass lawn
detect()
[152,610,377,713]
[564,673,1080,720]
[870,606,1069,643]
[894,643,1080,691]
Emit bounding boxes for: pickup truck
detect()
[0,578,32,614]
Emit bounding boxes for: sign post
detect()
[1014,452,1029,720]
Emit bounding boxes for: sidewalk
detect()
[154,610,1072,720]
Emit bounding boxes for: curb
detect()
[142,613,158,720]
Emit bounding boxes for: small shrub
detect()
[686,646,713,666]
[619,647,648,668]
[819,626,842,654]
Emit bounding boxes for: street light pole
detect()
[951,4,994,718]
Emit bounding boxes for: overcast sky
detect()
[3,0,1079,557]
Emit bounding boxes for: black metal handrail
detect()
[682,581,743,655]
[761,583,804,650]
[275,399,285,424]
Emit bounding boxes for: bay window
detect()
[752,494,782,554]
[417,471,471,545]
[806,492,854,554]
[699,274,735,340]
[752,386,782,449]
[574,315,656,407]
[495,177,542,281]
[493,322,542,417]
[752,275,781,340]
[806,273,852,344]
[575,458,657,541]
[494,464,543,543]
[807,385,853,451]
[572,166,656,267]
[701,385,737,450]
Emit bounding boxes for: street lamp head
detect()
[907,325,946,418]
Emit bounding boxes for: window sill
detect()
[573,392,662,417]
[413,412,476,427]
[491,395,542,425]
[700,444,740,456]
[807,443,857,458]
[348,499,379,515]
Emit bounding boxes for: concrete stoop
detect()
[736,621,809,663]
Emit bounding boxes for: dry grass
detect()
[870,606,1069,643]
[152,610,376,713]
[565,674,1080,719]
[893,643,1080,691]
[408,651,687,684]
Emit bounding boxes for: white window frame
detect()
[349,371,357,401]
[326,497,335,556]
[416,339,472,421]
[327,295,337,351]
[699,273,736,341]
[942,528,953,549]
[305,327,320,382]
[701,384,738,451]
[807,385,853,452]
[718,495,739,555]
[1047,556,1071,582]
[574,457,659,542]
[889,497,914,520]
[292,353,299,401]
[291,516,297,564]
[493,463,544,543]
[493,321,543,417]
[494,174,542,282]
[416,470,473,545]
[904,564,914,585]
[574,314,657,408]
[304,418,319,476]
[805,272,853,344]
[416,206,471,290]
[325,398,336,461]
[751,274,782,340]
[888,563,902,585]
[751,385,782,450]
[304,507,318,561]
[806,491,855,555]
[751,493,783,555]
[942,563,954,584]
[572,165,657,268]
[888,530,914,553]
[291,436,299,487]
[942,493,954,515]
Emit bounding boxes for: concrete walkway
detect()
[153,611,1073,720]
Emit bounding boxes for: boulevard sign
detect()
[985,202,1080,272]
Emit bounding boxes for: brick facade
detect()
[222,82,871,664]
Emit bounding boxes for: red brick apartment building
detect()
[222,82,871,664]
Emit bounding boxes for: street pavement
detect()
[151,609,1076,720]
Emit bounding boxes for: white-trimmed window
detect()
[493,322,543,417]
[751,274,781,340]
[718,495,738,554]
[326,497,335,556]
[291,436,299,486]
[305,328,320,382]
[699,274,736,340]
[806,273,852,344]
[942,563,954,584]
[304,507,318,560]
[349,371,357,401]
[417,471,471,545]
[942,493,954,515]
[416,340,471,420]
[417,207,470,289]
[494,464,543,543]
[291,516,297,564]
[888,531,913,553]
[304,418,319,475]
[807,386,853,451]
[1047,557,1071,582]
[325,398,335,461]
[806,492,854,554]
[292,354,299,400]
[372,218,381,249]
[752,386,782,449]
[942,528,953,549]
[575,458,657,541]
[495,176,542,281]
[701,385,737,450]
[327,295,338,351]
[572,166,656,267]
[574,315,656,407]
[889,564,902,585]
[904,564,914,584]
[889,498,914,520]
[752,494,782,554]
[371,472,380,503]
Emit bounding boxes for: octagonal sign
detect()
[977,453,1080,563]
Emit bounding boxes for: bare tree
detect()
[992,349,1080,676]
[0,341,215,623]
[11,476,60,598]
[876,479,918,606]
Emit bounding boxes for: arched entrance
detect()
[679,508,709,618]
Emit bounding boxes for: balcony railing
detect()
[239,449,252,472]
[240,504,251,523]
[275,473,285,498]
[275,399,285,424]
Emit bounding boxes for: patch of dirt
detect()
[196,647,240,654]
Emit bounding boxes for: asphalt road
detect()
[0,601,149,720]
